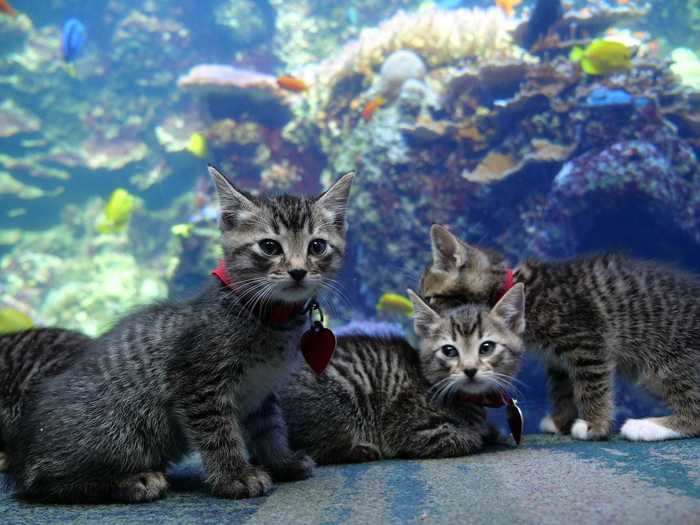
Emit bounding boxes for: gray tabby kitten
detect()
[421,224,700,442]
[4,167,354,502]
[280,284,526,463]
[0,328,92,472]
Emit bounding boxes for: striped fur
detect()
[421,225,700,441]
[281,290,525,463]
[3,168,354,502]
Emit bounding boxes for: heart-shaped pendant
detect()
[300,320,336,374]
[506,398,524,445]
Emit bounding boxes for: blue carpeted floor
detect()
[1,435,699,524]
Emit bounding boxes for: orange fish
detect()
[0,0,16,16]
[361,97,385,122]
[495,0,521,17]
[276,75,309,92]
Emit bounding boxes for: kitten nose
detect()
[288,269,307,282]
[463,368,478,379]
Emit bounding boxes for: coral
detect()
[213,0,276,48]
[376,49,427,99]
[80,136,149,171]
[0,172,61,200]
[670,48,700,90]
[260,160,303,192]
[0,100,40,138]
[0,12,32,56]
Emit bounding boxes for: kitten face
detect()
[407,285,526,398]
[210,166,354,303]
[420,225,507,311]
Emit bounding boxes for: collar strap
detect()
[495,268,514,302]
[461,391,511,408]
[211,260,306,326]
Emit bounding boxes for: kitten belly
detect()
[237,335,305,416]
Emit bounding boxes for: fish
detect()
[570,40,632,76]
[0,308,33,335]
[582,86,650,110]
[61,18,87,63]
[495,0,522,17]
[361,97,385,121]
[96,188,137,234]
[276,75,309,92]
[171,223,193,238]
[520,0,563,50]
[376,292,414,317]
[186,132,208,158]
[0,0,16,16]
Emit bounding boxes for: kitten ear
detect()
[208,165,257,230]
[430,224,468,269]
[491,283,526,335]
[407,289,441,337]
[316,171,355,228]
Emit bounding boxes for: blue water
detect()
[1,0,698,431]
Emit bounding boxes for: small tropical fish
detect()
[0,308,33,335]
[186,132,208,158]
[276,75,309,92]
[0,0,16,17]
[96,188,136,234]
[171,223,193,238]
[495,0,521,17]
[376,292,414,317]
[361,97,385,121]
[570,40,632,76]
[61,18,87,63]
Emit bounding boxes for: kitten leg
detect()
[0,451,6,471]
[620,417,686,442]
[111,472,168,503]
[246,394,314,482]
[541,366,578,434]
[566,353,615,440]
[184,393,272,499]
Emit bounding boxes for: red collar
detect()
[212,260,306,325]
[461,391,510,408]
[461,391,524,445]
[495,268,514,302]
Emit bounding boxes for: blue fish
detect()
[583,87,652,110]
[61,18,86,63]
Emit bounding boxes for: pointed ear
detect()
[491,283,526,335]
[316,171,355,228]
[208,165,257,230]
[430,224,468,269]
[407,289,441,337]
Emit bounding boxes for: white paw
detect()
[620,419,683,442]
[570,419,608,440]
[539,415,560,434]
[0,452,7,471]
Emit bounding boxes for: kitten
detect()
[280,284,526,463]
[0,328,92,472]
[4,167,354,502]
[421,224,700,442]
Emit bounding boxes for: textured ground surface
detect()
[1,435,699,524]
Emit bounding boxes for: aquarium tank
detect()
[1,0,699,437]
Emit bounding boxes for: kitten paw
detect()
[539,415,560,434]
[212,466,273,499]
[620,418,683,442]
[346,443,381,463]
[267,450,315,482]
[570,419,609,440]
[113,472,168,503]
[0,452,7,471]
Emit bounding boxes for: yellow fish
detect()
[186,132,208,158]
[171,223,193,238]
[96,188,137,234]
[376,292,414,317]
[0,308,33,335]
[570,40,632,76]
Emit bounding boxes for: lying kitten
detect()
[421,224,700,442]
[4,167,354,502]
[280,284,525,463]
[0,328,92,472]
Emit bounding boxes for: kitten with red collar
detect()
[420,224,700,442]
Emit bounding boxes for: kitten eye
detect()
[440,345,459,358]
[258,239,283,256]
[308,238,328,256]
[479,341,496,355]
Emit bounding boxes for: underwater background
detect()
[1,0,699,435]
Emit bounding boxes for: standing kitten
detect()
[420,225,700,442]
[280,285,526,463]
[5,167,354,502]
[0,328,92,472]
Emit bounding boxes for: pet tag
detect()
[300,302,336,374]
[506,397,524,445]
